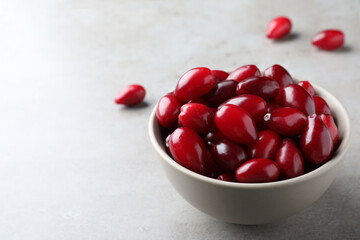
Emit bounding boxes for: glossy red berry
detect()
[205,150,223,178]
[217,173,237,182]
[313,96,331,115]
[187,97,207,105]
[300,115,333,165]
[235,158,280,183]
[263,64,293,87]
[280,84,316,115]
[320,114,339,148]
[264,107,307,137]
[211,70,229,82]
[267,100,282,112]
[177,118,184,128]
[248,130,281,160]
[169,127,207,175]
[203,131,226,146]
[226,65,261,82]
[174,67,215,102]
[114,84,146,106]
[312,30,344,50]
[298,81,315,97]
[266,16,292,39]
[179,103,215,133]
[164,134,171,155]
[208,139,248,172]
[275,139,305,179]
[203,80,238,107]
[215,105,258,145]
[156,93,182,128]
[236,76,280,101]
[220,94,267,123]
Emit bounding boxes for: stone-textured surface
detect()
[0,0,359,239]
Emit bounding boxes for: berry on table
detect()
[266,16,292,39]
[115,84,145,106]
[312,29,344,50]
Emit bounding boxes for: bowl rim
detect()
[148,77,352,189]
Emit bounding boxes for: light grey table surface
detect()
[0,0,359,239]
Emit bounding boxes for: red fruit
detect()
[215,105,258,145]
[226,65,261,82]
[263,64,293,87]
[313,96,331,115]
[235,158,280,183]
[205,150,223,178]
[279,84,316,115]
[248,130,281,160]
[175,67,215,102]
[312,30,344,50]
[266,16,292,39]
[156,93,182,128]
[208,139,248,172]
[188,97,207,105]
[203,131,226,146]
[179,103,215,133]
[114,84,146,106]
[264,107,307,137]
[203,80,238,107]
[177,118,184,128]
[267,100,281,112]
[298,81,315,97]
[211,70,229,82]
[217,173,236,182]
[300,115,334,165]
[320,114,339,148]
[165,134,171,155]
[275,139,305,179]
[220,94,267,123]
[236,76,280,101]
[169,127,207,175]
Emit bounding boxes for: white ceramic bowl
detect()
[148,78,352,225]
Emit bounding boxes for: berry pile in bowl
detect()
[148,64,351,224]
[155,65,339,183]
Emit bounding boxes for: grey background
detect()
[0,0,359,239]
